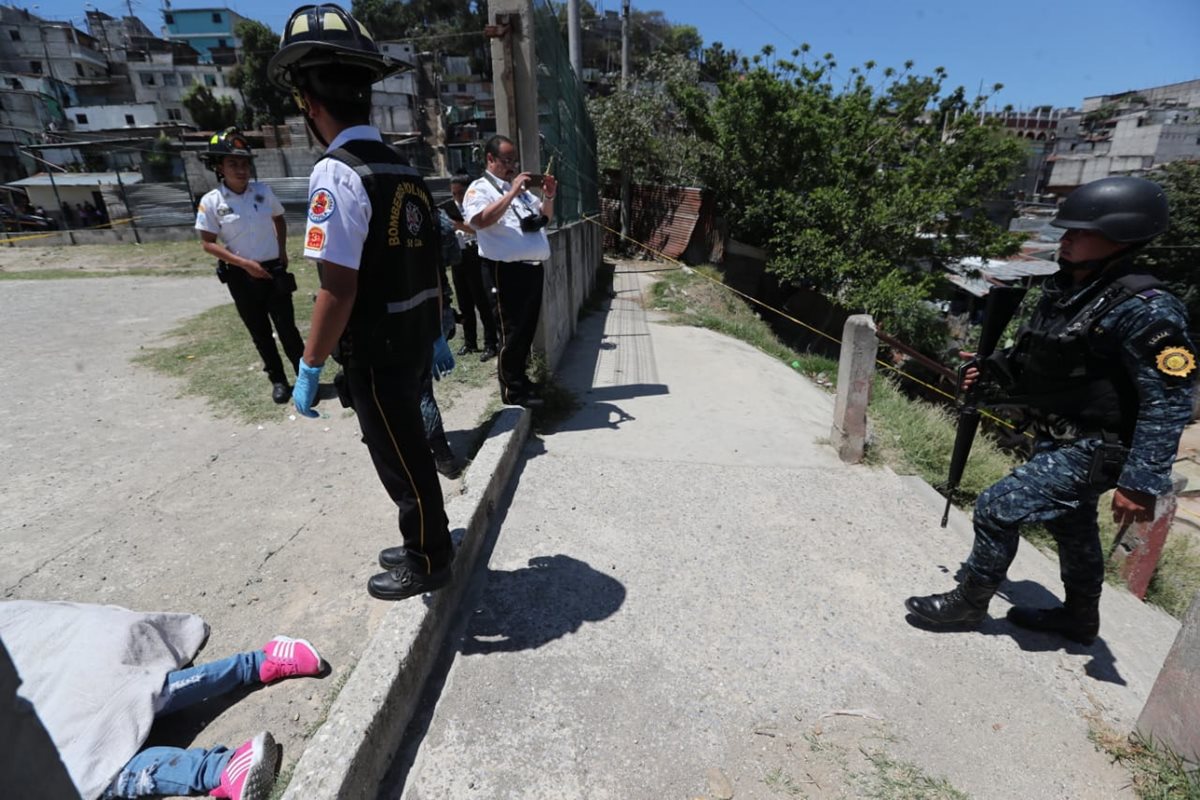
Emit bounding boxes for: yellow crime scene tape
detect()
[1,216,135,244]
[584,215,1026,433]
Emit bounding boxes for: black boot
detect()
[1006,589,1100,645]
[431,438,462,479]
[905,574,998,627]
[271,381,290,404]
[367,562,453,601]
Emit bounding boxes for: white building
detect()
[125,53,241,126]
[65,102,160,131]
[373,41,421,135]
[1047,79,1200,193]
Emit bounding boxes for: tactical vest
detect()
[324,140,441,368]
[1005,271,1163,443]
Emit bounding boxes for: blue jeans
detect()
[102,651,265,798]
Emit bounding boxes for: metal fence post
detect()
[831,314,877,464]
[115,170,140,244]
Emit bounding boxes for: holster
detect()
[1087,431,1128,486]
[216,261,230,284]
[265,260,297,296]
[333,369,355,410]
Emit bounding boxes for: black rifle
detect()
[940,285,1028,527]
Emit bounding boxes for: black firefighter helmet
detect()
[202,127,254,170]
[267,3,406,99]
[1050,175,1169,243]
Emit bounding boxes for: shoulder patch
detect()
[308,188,336,223]
[306,226,326,250]
[1157,346,1197,378]
[465,188,477,199]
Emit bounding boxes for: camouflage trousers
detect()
[965,438,1114,596]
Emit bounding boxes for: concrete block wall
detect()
[537,219,603,371]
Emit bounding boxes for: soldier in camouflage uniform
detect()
[906,176,1196,645]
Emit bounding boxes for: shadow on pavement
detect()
[903,575,1126,686]
[460,554,626,655]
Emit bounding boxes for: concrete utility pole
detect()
[567,0,582,81]
[619,0,631,245]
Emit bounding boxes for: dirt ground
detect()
[0,240,205,273]
[1,246,496,797]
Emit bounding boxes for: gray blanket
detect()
[0,601,208,800]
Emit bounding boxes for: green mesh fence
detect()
[532,0,600,225]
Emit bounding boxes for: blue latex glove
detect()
[432,335,455,380]
[293,359,322,418]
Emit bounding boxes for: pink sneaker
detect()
[211,731,276,800]
[260,636,323,684]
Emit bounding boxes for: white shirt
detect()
[194,181,284,262]
[302,125,377,270]
[462,171,551,263]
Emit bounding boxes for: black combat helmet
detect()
[1050,176,1169,243]
[267,4,405,92]
[202,127,254,169]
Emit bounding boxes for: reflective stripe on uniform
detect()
[385,286,439,314]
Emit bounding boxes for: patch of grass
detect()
[867,376,1016,502]
[762,766,807,796]
[1144,533,1200,616]
[132,247,497,425]
[0,266,210,280]
[1090,722,1200,800]
[855,749,971,800]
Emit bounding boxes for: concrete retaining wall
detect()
[538,218,604,370]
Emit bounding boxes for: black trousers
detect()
[345,357,453,575]
[450,244,497,350]
[483,258,544,402]
[224,264,305,384]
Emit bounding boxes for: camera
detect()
[524,174,545,188]
[519,214,549,233]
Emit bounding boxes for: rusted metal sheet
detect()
[601,183,719,262]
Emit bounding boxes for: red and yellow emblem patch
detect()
[1156,346,1197,378]
[305,226,325,250]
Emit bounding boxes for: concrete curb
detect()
[280,405,531,800]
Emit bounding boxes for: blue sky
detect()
[35,0,1200,109]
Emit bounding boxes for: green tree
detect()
[698,50,1027,352]
[351,0,483,42]
[229,20,297,127]
[181,84,239,131]
[588,54,715,185]
[1145,160,1200,324]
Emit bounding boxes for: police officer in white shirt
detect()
[269,3,456,602]
[463,135,557,407]
[195,128,306,404]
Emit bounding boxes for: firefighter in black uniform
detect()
[270,3,455,601]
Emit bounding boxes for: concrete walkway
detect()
[396,265,1181,800]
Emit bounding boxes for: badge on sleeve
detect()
[1156,346,1197,378]
[308,188,336,223]
[306,226,326,250]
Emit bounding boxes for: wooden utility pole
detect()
[619,0,631,246]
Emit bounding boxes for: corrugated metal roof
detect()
[601,184,715,261]
[4,172,144,188]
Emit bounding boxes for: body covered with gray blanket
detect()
[0,601,208,799]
